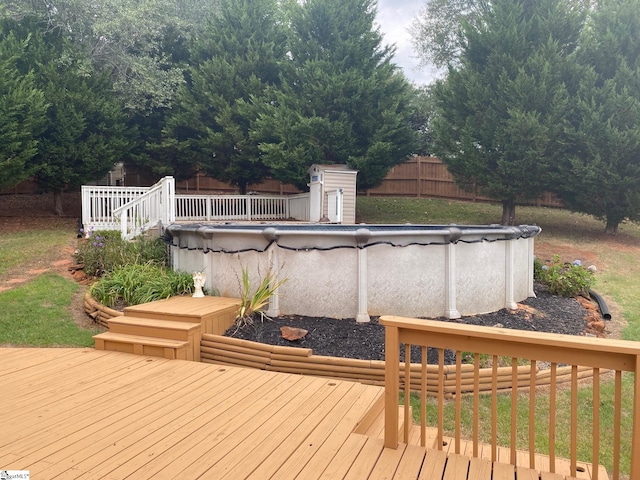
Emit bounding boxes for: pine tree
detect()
[559,0,640,234]
[431,0,585,225]
[10,18,129,215]
[163,0,287,193]
[252,0,416,190]
[0,28,47,191]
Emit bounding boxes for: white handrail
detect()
[113,176,176,240]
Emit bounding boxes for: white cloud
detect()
[375,0,437,85]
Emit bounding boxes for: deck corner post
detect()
[384,322,400,449]
[631,355,640,479]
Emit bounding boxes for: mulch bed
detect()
[225,284,599,364]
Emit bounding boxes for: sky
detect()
[375,0,438,85]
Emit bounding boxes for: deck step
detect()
[123,296,241,335]
[107,317,202,361]
[93,332,190,360]
[107,316,200,338]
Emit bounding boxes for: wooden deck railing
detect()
[381,315,640,480]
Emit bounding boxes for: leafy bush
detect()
[90,263,194,308]
[75,228,167,277]
[236,265,287,328]
[534,255,595,297]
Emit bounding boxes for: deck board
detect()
[443,454,471,480]
[392,444,428,479]
[467,456,492,480]
[0,348,610,479]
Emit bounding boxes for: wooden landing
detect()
[0,348,607,479]
[124,295,241,334]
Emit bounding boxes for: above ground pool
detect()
[163,223,541,322]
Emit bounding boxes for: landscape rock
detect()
[280,326,309,341]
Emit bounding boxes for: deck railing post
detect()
[384,325,400,449]
[632,355,640,479]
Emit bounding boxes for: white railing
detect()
[81,185,150,232]
[113,177,176,240]
[174,193,310,222]
[82,181,311,237]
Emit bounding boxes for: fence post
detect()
[417,156,422,198]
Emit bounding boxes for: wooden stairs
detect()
[93,295,242,360]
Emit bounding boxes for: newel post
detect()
[632,355,640,479]
[384,323,400,449]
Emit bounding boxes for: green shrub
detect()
[535,254,595,297]
[90,263,194,308]
[75,228,167,277]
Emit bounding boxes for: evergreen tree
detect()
[10,18,129,215]
[2,0,211,113]
[252,0,416,191]
[559,0,640,234]
[163,0,287,193]
[0,28,46,191]
[431,0,585,225]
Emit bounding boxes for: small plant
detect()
[75,228,167,277]
[90,263,194,308]
[535,254,595,297]
[236,265,287,328]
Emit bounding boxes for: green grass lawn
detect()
[0,273,99,346]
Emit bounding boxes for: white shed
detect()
[308,164,358,224]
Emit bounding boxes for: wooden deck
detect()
[0,348,605,479]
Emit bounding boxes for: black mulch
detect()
[224,283,591,364]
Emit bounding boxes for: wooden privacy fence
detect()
[365,156,565,208]
[381,315,640,480]
[5,156,565,208]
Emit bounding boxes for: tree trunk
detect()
[605,219,619,235]
[239,182,247,195]
[501,199,516,226]
[53,190,64,216]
